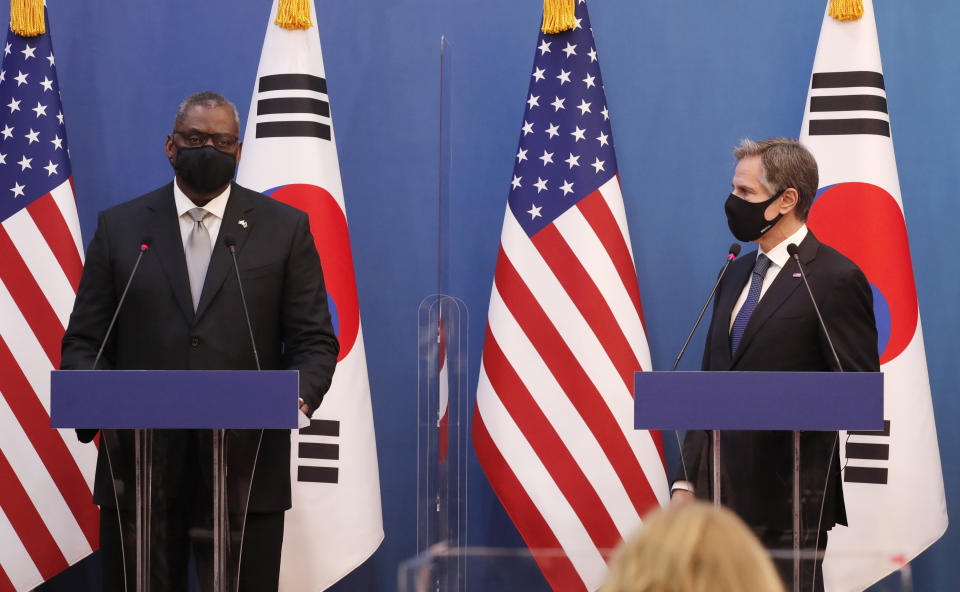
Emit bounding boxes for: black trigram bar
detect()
[849,420,891,437]
[258,73,327,94]
[845,466,888,485]
[846,442,889,461]
[257,97,330,117]
[811,71,885,89]
[808,118,890,137]
[810,94,888,113]
[299,442,339,460]
[300,419,340,437]
[256,120,331,140]
[298,466,338,484]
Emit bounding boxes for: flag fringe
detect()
[828,0,864,21]
[10,0,44,37]
[541,0,575,34]
[275,0,312,30]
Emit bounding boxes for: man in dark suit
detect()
[671,138,879,591]
[60,91,339,591]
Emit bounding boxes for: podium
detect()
[635,371,883,592]
[51,370,299,592]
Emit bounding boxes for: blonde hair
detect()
[600,502,785,592]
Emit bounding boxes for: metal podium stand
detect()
[51,369,299,592]
[635,371,883,592]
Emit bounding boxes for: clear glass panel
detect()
[101,428,260,591]
[415,34,469,592]
[398,547,915,592]
[417,295,469,592]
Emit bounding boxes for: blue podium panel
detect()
[50,370,299,429]
[634,371,883,431]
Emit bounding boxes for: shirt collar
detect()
[173,178,231,220]
[758,224,808,270]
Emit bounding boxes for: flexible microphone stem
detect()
[672,244,742,371]
[788,246,843,373]
[669,243,741,484]
[225,241,261,371]
[93,241,150,370]
[787,243,847,592]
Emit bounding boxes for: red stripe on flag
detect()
[472,410,587,592]
[531,225,641,390]
[0,564,14,592]
[577,189,646,329]
[494,248,660,516]
[0,336,99,549]
[482,329,622,550]
[0,449,68,580]
[0,226,63,368]
[26,194,83,291]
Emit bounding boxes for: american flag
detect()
[472,2,669,590]
[0,13,98,592]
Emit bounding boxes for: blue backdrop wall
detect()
[13,1,957,590]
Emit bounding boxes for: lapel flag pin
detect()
[792,272,802,278]
[238,219,248,228]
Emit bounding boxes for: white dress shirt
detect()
[729,224,809,333]
[173,179,231,254]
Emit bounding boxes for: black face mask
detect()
[724,189,784,242]
[173,145,237,194]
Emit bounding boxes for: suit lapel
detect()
[194,184,255,321]
[144,183,195,322]
[731,233,821,366]
[714,255,753,369]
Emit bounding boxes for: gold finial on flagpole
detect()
[542,0,575,34]
[10,0,44,37]
[828,0,864,21]
[275,0,312,30]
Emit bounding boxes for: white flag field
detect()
[236,1,383,590]
[799,1,947,589]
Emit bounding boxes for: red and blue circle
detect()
[265,183,359,361]
[808,182,918,364]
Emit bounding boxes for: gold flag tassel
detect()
[828,0,864,22]
[541,0,575,34]
[275,0,312,30]
[10,0,44,37]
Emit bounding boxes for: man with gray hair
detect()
[671,138,880,591]
[61,91,339,590]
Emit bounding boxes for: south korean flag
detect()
[800,1,947,590]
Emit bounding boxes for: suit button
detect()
[191,336,200,347]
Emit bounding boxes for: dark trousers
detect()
[99,506,285,592]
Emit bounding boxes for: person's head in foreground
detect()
[601,501,785,592]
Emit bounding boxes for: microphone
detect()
[669,243,740,484]
[671,243,742,371]
[787,243,842,372]
[92,237,151,370]
[222,234,261,371]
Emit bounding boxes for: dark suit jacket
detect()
[60,181,339,513]
[676,231,879,533]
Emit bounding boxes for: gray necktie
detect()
[185,207,211,310]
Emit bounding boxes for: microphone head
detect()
[787,243,800,257]
[139,236,152,251]
[728,243,741,258]
[222,234,237,249]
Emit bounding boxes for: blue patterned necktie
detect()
[730,253,771,354]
